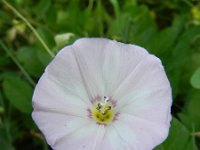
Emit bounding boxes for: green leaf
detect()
[168,70,181,98]
[0,53,10,67]
[0,92,4,116]
[57,1,95,35]
[0,128,15,150]
[154,118,198,150]
[149,15,184,54]
[180,89,200,130]
[36,47,52,66]
[0,118,17,150]
[178,113,194,132]
[17,46,44,78]
[191,67,200,89]
[3,75,33,114]
[108,5,157,44]
[33,0,51,19]
[45,5,57,27]
[164,27,200,71]
[37,28,56,49]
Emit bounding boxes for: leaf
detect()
[180,89,200,130]
[45,5,57,27]
[108,5,157,44]
[36,28,56,49]
[191,67,200,89]
[167,70,181,98]
[154,118,198,150]
[0,119,16,150]
[3,75,33,114]
[178,113,195,132]
[0,53,10,67]
[148,16,183,54]
[36,47,52,66]
[17,46,44,78]
[0,129,15,150]
[56,1,95,35]
[0,91,5,116]
[33,0,51,19]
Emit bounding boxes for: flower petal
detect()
[112,114,169,150]
[115,54,172,124]
[100,124,135,150]
[52,122,106,150]
[32,111,90,147]
[70,38,148,97]
[101,116,168,150]
[32,74,88,118]
[113,54,170,102]
[45,43,92,104]
[118,87,171,124]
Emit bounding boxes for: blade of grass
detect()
[183,0,194,7]
[97,0,104,36]
[2,0,55,58]
[0,41,36,87]
[110,0,120,19]
[110,0,123,38]
[88,0,94,11]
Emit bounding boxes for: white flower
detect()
[32,38,172,150]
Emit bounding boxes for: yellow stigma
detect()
[91,97,114,124]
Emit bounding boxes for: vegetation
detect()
[0,0,200,149]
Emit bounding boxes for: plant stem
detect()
[88,0,94,11]
[2,0,55,58]
[183,0,194,7]
[0,41,36,87]
[192,131,200,137]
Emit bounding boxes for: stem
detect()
[183,0,194,7]
[88,0,94,11]
[110,0,122,37]
[192,131,200,137]
[4,104,13,144]
[97,0,103,36]
[0,41,36,87]
[2,0,55,58]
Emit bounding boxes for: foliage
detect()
[0,0,200,149]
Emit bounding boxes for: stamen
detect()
[91,96,116,124]
[96,103,101,110]
[104,96,110,102]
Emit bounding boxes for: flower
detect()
[32,38,172,150]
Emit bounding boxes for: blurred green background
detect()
[0,0,200,149]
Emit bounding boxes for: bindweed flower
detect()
[32,38,172,150]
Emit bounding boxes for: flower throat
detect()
[91,96,114,124]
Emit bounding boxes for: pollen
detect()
[91,96,114,124]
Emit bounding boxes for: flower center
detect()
[91,96,114,124]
